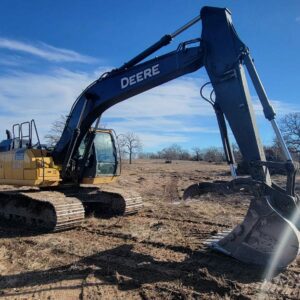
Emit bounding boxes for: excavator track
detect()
[0,185,143,232]
[60,185,143,216]
[0,189,85,232]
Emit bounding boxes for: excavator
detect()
[0,6,299,269]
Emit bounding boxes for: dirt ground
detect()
[0,159,299,299]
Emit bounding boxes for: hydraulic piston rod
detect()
[119,15,201,71]
[171,15,202,38]
[244,53,293,162]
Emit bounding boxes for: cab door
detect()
[80,129,121,184]
[93,130,120,177]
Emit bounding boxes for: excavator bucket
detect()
[184,181,300,268]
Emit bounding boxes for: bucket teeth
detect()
[205,196,300,268]
[214,197,300,268]
[184,179,300,268]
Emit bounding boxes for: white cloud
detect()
[105,117,219,148]
[138,132,190,148]
[0,66,298,150]
[0,37,97,63]
[104,77,215,119]
[252,98,299,117]
[0,69,217,148]
[0,68,95,140]
[110,117,218,134]
[0,54,24,67]
[101,76,219,148]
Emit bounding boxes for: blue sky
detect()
[0,0,299,152]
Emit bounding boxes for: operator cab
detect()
[79,129,121,184]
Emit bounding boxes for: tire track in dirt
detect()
[139,213,232,228]
[76,226,207,255]
[3,240,238,298]
[1,222,298,299]
[38,235,300,299]
[163,175,180,203]
[0,239,232,298]
[71,225,300,299]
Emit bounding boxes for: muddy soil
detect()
[0,160,299,299]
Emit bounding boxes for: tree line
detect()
[139,145,225,162]
[45,112,300,164]
[139,112,300,163]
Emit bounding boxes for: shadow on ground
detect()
[0,243,276,298]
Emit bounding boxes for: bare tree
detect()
[118,132,142,164]
[158,144,179,160]
[192,147,202,161]
[158,144,190,161]
[45,115,107,147]
[280,112,300,158]
[44,115,67,147]
[265,138,285,162]
[231,143,242,162]
[202,147,224,163]
[139,152,155,159]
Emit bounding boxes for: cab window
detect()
[94,132,116,163]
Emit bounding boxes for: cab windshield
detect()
[94,132,118,175]
[93,132,116,163]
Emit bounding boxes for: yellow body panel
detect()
[0,148,61,186]
[0,147,118,187]
[0,128,119,187]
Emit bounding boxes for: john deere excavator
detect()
[0,6,299,268]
